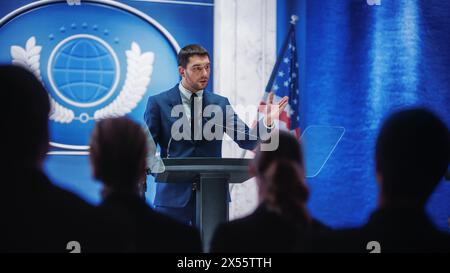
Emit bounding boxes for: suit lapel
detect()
[167,84,183,108]
[166,84,193,144]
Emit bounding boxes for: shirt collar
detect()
[179,81,203,100]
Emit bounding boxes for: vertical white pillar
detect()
[214,0,276,220]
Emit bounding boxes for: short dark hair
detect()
[254,130,304,175]
[375,108,449,204]
[177,44,210,68]
[1,65,50,165]
[253,131,310,225]
[90,117,148,191]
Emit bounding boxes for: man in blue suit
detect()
[144,44,288,225]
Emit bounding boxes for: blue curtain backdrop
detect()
[278,0,450,230]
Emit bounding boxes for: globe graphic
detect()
[50,37,118,107]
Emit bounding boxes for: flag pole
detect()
[239,15,299,159]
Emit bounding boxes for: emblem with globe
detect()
[0,0,181,150]
[11,34,154,125]
[49,35,120,110]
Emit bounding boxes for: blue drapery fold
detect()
[278,0,450,230]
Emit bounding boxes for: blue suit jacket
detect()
[144,84,267,207]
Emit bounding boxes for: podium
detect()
[154,157,252,251]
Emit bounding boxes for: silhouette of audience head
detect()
[0,65,50,168]
[375,108,449,208]
[90,117,148,197]
[251,130,310,225]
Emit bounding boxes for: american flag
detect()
[260,23,301,137]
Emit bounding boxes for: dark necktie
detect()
[190,93,197,141]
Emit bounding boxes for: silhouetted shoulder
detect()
[99,194,202,253]
[2,169,128,252]
[147,208,202,252]
[210,206,301,253]
[299,209,450,253]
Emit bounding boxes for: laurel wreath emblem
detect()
[94,42,154,120]
[10,37,154,123]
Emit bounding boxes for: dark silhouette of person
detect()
[90,117,202,252]
[210,130,329,253]
[300,108,450,253]
[0,65,128,252]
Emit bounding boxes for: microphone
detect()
[166,136,173,158]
